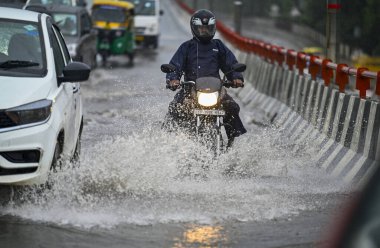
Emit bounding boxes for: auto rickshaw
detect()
[92,0,135,66]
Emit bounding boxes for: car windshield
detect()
[0,19,45,77]
[92,6,126,23]
[52,13,78,36]
[28,0,75,6]
[133,0,156,16]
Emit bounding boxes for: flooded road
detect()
[0,0,350,247]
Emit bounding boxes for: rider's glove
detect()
[167,79,180,91]
[232,79,244,88]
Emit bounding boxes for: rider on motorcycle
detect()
[165,9,247,147]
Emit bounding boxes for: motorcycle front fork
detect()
[196,116,224,155]
[195,116,222,133]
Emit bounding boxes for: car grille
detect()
[0,111,16,128]
[134,27,146,35]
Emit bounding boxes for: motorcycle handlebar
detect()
[223,81,245,88]
[166,80,244,90]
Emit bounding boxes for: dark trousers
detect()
[167,89,247,140]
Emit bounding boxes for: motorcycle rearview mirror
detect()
[161,64,176,73]
[232,63,246,72]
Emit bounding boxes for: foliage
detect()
[180,0,379,55]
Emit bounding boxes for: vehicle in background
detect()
[24,0,87,7]
[0,0,26,9]
[92,0,135,66]
[302,46,324,58]
[24,4,97,68]
[352,55,380,72]
[0,7,90,185]
[132,0,163,49]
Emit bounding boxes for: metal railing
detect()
[175,0,380,101]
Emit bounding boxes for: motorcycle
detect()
[161,63,246,155]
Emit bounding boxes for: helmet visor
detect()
[194,25,216,37]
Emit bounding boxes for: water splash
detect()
[1,121,348,228]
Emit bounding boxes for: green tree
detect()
[361,0,380,55]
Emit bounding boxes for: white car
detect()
[0,7,90,185]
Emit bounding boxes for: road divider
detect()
[174,0,380,186]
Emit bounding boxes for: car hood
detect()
[0,76,52,109]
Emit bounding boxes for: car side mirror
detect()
[160,9,164,15]
[59,61,90,83]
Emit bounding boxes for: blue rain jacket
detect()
[166,38,244,82]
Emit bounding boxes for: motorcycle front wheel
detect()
[196,116,225,156]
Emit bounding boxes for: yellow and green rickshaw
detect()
[92,0,135,66]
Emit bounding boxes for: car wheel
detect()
[45,140,62,189]
[152,37,158,49]
[50,139,63,173]
[71,119,83,166]
[71,136,81,166]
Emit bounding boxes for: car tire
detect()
[71,136,81,166]
[71,119,83,166]
[50,138,63,173]
[45,140,62,189]
[152,37,158,49]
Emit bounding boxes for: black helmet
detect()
[190,9,216,43]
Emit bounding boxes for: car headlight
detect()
[5,99,52,126]
[197,92,219,107]
[67,43,77,58]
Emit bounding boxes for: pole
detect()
[209,0,214,13]
[326,0,340,62]
[233,1,242,35]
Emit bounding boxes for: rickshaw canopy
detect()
[92,0,134,10]
[92,0,135,28]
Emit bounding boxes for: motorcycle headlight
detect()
[5,99,52,126]
[197,92,219,107]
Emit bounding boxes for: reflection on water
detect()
[173,225,227,248]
